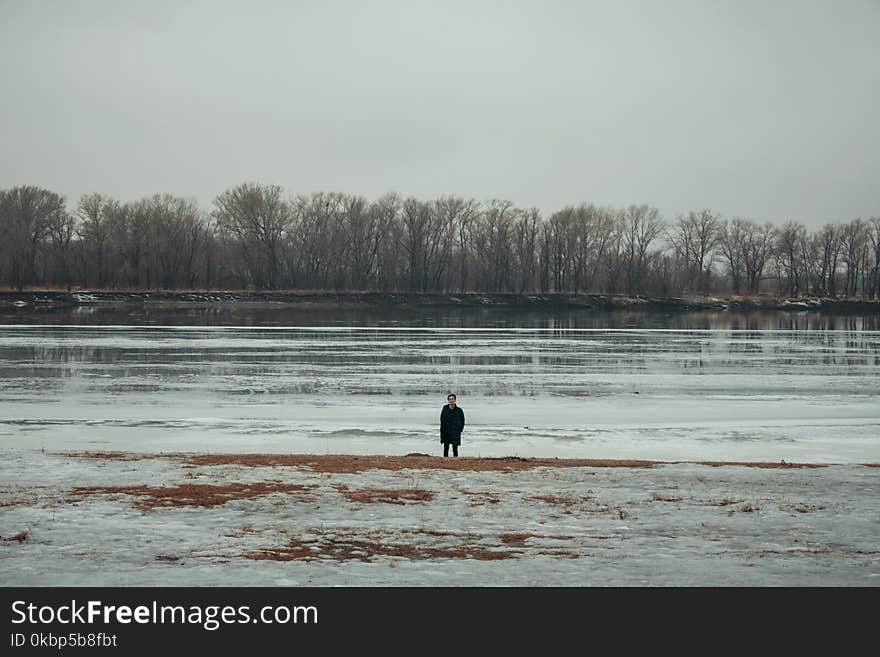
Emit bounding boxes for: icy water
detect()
[1,309,879,463]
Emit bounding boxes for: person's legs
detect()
[452,443,458,457]
[443,442,449,457]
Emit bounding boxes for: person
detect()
[440,393,465,457]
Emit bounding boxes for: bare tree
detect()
[338,195,373,289]
[544,205,620,293]
[622,205,664,295]
[602,212,626,294]
[513,208,541,293]
[435,196,480,293]
[838,218,870,297]
[371,193,403,292]
[111,199,150,288]
[804,224,841,297]
[648,252,679,297]
[398,197,459,292]
[0,186,66,291]
[76,193,120,288]
[544,208,573,292]
[213,183,292,289]
[141,195,204,289]
[399,197,432,292]
[46,201,77,287]
[774,221,808,296]
[571,205,600,293]
[477,200,518,292]
[290,191,350,289]
[668,210,722,294]
[740,221,776,294]
[718,219,746,294]
[867,217,880,299]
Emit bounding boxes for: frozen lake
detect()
[1,322,878,463]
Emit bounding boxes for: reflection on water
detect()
[2,304,880,330]
[1,324,878,400]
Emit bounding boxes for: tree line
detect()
[1,183,879,298]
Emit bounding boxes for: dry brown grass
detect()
[249,542,314,561]
[530,494,583,506]
[63,451,860,471]
[651,493,685,502]
[337,487,435,505]
[786,503,827,513]
[0,498,36,508]
[247,534,513,562]
[499,532,546,546]
[70,482,314,510]
[535,550,581,559]
[401,528,465,538]
[694,460,825,469]
[181,453,661,473]
[711,498,741,506]
[453,489,503,507]
[2,530,30,543]
[223,525,264,539]
[62,451,153,461]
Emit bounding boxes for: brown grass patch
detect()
[2,530,30,543]
[536,550,581,559]
[70,482,314,510]
[249,539,315,561]
[455,489,502,506]
[224,525,262,538]
[62,451,153,461]
[499,532,545,546]
[339,487,435,505]
[402,528,465,538]
[711,498,741,506]
[651,493,685,502]
[246,534,513,562]
[784,503,827,514]
[530,494,582,506]
[180,453,659,473]
[155,555,180,563]
[0,497,37,509]
[63,451,861,471]
[754,549,833,558]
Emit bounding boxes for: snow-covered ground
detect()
[1,450,878,586]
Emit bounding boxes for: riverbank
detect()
[1,289,878,314]
[1,451,877,585]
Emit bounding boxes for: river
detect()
[1,308,878,462]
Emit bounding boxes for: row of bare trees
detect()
[2,184,879,298]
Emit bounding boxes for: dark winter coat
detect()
[440,404,465,445]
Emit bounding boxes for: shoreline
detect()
[2,289,879,314]
[62,451,879,471]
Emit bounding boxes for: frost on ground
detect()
[1,450,878,586]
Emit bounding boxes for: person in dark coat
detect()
[440,393,465,457]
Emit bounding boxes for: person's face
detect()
[447,396,456,407]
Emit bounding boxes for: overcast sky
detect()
[2,0,877,227]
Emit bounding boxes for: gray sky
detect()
[2,0,878,227]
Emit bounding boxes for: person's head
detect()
[447,393,456,407]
